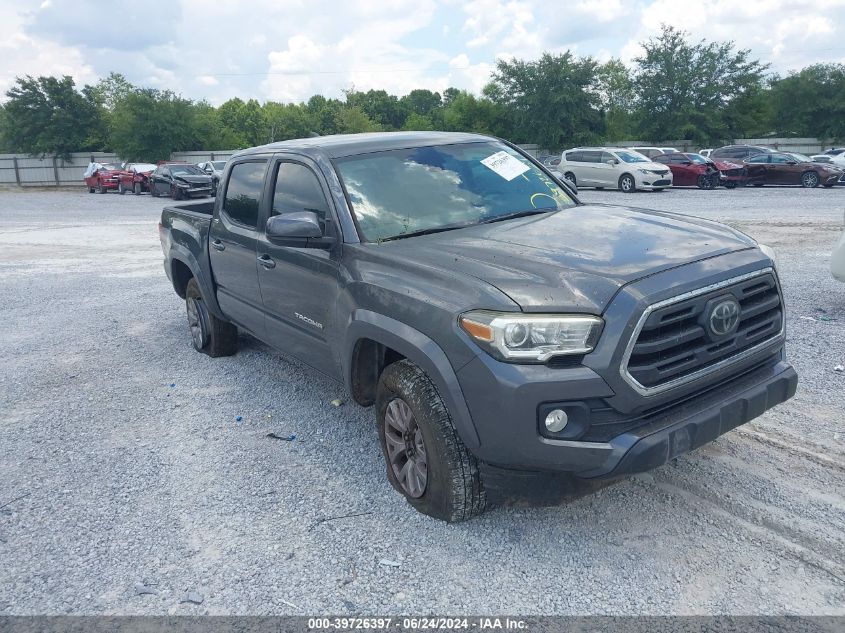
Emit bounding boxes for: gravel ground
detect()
[0,186,843,615]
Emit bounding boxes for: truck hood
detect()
[388,204,756,313]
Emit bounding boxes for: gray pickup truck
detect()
[159,131,797,522]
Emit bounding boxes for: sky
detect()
[1,0,844,105]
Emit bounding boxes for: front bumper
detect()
[634,171,672,189]
[452,253,796,477]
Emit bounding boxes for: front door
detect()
[151,167,172,195]
[208,158,268,337]
[256,156,341,379]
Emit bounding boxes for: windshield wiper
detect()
[479,208,557,225]
[380,221,477,242]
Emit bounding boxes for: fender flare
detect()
[167,246,226,320]
[344,310,481,450]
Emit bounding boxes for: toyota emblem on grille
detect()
[709,298,741,337]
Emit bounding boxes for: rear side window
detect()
[272,162,331,223]
[747,154,770,163]
[581,150,602,163]
[653,155,671,163]
[565,151,583,162]
[223,161,267,228]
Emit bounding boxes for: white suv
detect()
[559,147,674,192]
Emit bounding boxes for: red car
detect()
[116,163,158,195]
[83,162,124,193]
[653,152,744,189]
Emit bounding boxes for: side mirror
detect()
[605,159,618,165]
[266,211,334,249]
[682,161,692,166]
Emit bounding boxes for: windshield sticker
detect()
[481,151,530,181]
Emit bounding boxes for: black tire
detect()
[376,359,486,522]
[801,171,819,188]
[618,173,635,193]
[150,186,159,198]
[134,182,142,195]
[697,174,715,190]
[88,186,95,194]
[564,172,576,187]
[171,185,183,200]
[118,181,126,194]
[96,180,106,194]
[185,278,237,357]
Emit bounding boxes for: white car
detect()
[699,148,713,158]
[816,148,845,168]
[559,147,674,192]
[628,146,679,159]
[833,210,845,282]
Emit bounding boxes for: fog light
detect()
[544,409,568,433]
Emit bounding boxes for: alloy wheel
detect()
[384,397,428,498]
[186,296,207,349]
[802,172,819,188]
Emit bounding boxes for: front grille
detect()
[622,270,783,393]
[652,179,671,186]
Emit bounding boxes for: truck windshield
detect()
[335,141,575,242]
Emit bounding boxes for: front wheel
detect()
[697,174,716,190]
[801,171,820,188]
[170,185,183,200]
[618,174,635,193]
[563,172,576,187]
[134,182,142,195]
[118,181,126,194]
[96,181,106,194]
[376,359,486,522]
[185,278,237,357]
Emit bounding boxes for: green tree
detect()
[769,64,845,140]
[2,75,101,158]
[400,89,442,117]
[335,106,381,133]
[345,89,406,129]
[109,88,195,161]
[596,59,635,141]
[402,112,435,131]
[633,25,769,143]
[484,52,605,148]
[305,95,344,135]
[440,90,502,135]
[263,102,314,142]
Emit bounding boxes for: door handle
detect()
[257,254,276,269]
[211,239,225,251]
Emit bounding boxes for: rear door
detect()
[744,154,769,184]
[255,155,342,379]
[578,150,603,185]
[209,158,269,337]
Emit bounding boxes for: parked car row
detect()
[83,161,219,199]
[549,144,845,192]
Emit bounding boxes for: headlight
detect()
[459,311,603,362]
[758,243,778,268]
[637,168,649,174]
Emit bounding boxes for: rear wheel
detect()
[376,359,486,522]
[185,278,237,357]
[618,174,635,193]
[134,182,142,195]
[563,172,576,187]
[801,171,819,188]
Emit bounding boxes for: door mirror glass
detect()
[605,158,618,165]
[266,211,323,241]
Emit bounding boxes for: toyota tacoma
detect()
[158,132,797,521]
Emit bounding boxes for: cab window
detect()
[223,161,267,228]
[272,162,331,227]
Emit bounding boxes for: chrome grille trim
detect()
[619,267,785,396]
